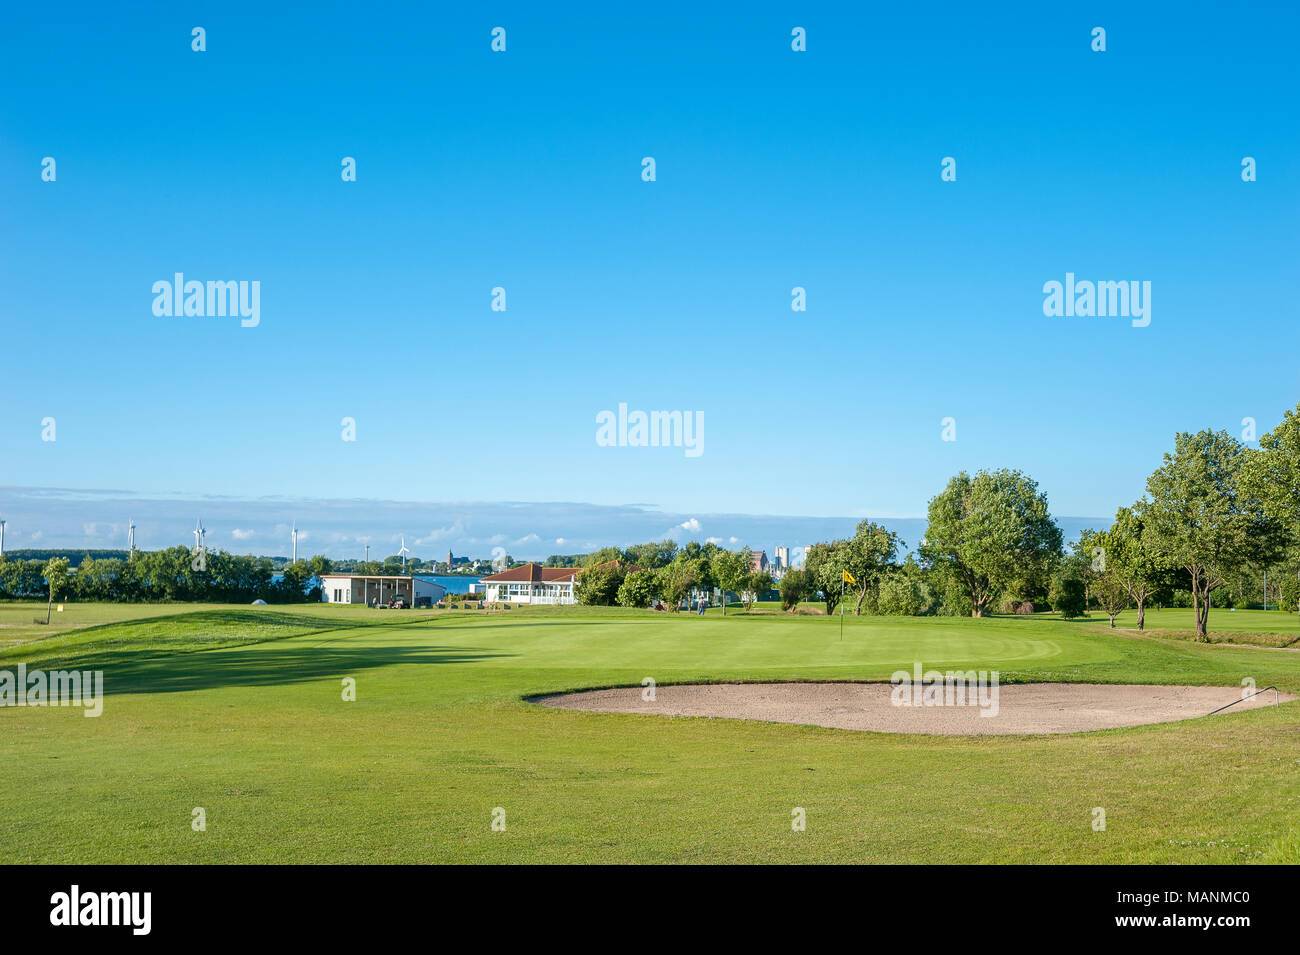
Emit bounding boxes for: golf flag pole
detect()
[840,570,855,640]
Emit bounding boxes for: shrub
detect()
[1049,574,1088,618]
[616,569,657,608]
[576,563,625,605]
[877,573,924,616]
[937,579,973,617]
[779,569,811,611]
[1015,601,1035,615]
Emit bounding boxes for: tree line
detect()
[572,540,777,614]
[0,548,334,604]
[570,402,1300,640]
[799,405,1300,640]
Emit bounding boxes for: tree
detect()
[1144,430,1285,640]
[712,548,751,616]
[42,556,70,624]
[1241,401,1300,535]
[920,469,1064,617]
[583,546,623,568]
[1107,503,1169,630]
[1049,571,1087,618]
[623,540,678,569]
[876,571,925,616]
[308,555,333,591]
[657,558,700,612]
[741,571,773,611]
[779,568,812,611]
[616,569,658,608]
[841,520,901,615]
[804,541,847,616]
[1077,528,1129,627]
[576,562,625,605]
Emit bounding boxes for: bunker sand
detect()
[536,682,1295,735]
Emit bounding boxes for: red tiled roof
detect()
[479,561,640,583]
[479,563,581,583]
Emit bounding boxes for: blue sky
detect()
[2,2,1297,558]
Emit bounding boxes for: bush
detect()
[779,569,811,611]
[1049,574,1087,618]
[576,564,625,606]
[616,570,657,608]
[877,573,924,616]
[937,579,973,617]
[1015,601,1035,615]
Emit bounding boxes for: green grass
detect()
[2,602,1299,863]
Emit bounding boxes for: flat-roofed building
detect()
[319,574,447,608]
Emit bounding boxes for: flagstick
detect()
[840,578,844,640]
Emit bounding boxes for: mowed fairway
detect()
[2,603,1299,864]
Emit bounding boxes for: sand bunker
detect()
[536,682,1294,735]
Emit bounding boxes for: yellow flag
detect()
[842,570,856,584]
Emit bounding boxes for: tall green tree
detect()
[1242,402,1300,535]
[841,520,901,615]
[616,569,658,608]
[778,568,812,612]
[1144,430,1284,640]
[42,556,70,624]
[920,469,1064,617]
[1076,528,1129,627]
[657,557,700,612]
[804,541,847,616]
[1107,503,1169,630]
[712,548,752,616]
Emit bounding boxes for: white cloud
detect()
[679,518,701,533]
[514,533,540,545]
[556,537,567,545]
[232,528,255,540]
[706,536,722,545]
[415,522,465,546]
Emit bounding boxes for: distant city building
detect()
[773,546,790,570]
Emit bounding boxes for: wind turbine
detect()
[291,521,298,563]
[397,536,411,573]
[193,519,203,552]
[0,518,6,557]
[127,518,135,555]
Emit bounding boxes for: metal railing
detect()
[1207,686,1280,716]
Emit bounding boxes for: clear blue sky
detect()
[2,2,1297,555]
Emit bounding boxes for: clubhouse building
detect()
[479,563,580,605]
